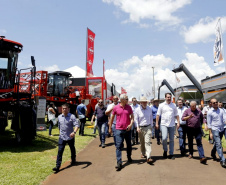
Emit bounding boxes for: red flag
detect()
[121,87,127,94]
[86,28,95,77]
[103,59,106,90]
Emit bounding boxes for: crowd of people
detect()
[51,93,226,172]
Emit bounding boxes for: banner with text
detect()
[87,28,96,76]
[214,19,224,66]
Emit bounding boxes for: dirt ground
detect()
[42,135,226,185]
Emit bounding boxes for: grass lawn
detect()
[0,120,96,185]
[203,129,226,148]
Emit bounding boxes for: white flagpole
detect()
[219,18,226,72]
[173,64,177,100]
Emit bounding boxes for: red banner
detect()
[103,59,106,90]
[121,87,127,94]
[86,28,95,77]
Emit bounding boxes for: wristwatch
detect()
[74,131,76,134]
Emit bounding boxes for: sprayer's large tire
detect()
[0,123,6,133]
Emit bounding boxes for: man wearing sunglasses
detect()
[207,98,226,168]
[109,94,134,171]
[91,99,108,148]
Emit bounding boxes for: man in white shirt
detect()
[135,96,153,164]
[105,96,119,145]
[176,99,187,156]
[203,100,213,144]
[156,93,180,160]
[130,97,139,145]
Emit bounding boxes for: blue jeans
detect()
[79,118,86,135]
[131,123,137,143]
[211,130,225,162]
[97,123,106,144]
[187,127,205,158]
[49,120,53,135]
[178,125,187,153]
[224,128,226,139]
[115,129,132,164]
[56,138,76,168]
[112,124,116,145]
[153,120,160,142]
[161,125,174,155]
[105,122,109,136]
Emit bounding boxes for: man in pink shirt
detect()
[109,94,134,171]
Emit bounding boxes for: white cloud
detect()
[39,64,60,72]
[0,29,7,35]
[103,0,191,27]
[216,66,225,73]
[105,52,216,99]
[181,17,226,44]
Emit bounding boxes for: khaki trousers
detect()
[139,125,152,159]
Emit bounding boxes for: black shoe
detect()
[102,144,106,148]
[128,157,132,163]
[99,144,102,147]
[115,162,122,171]
[70,161,76,166]
[181,151,186,156]
[163,151,167,159]
[211,153,217,160]
[168,155,175,160]
[152,136,155,139]
[157,141,161,145]
[52,167,60,172]
[220,161,226,168]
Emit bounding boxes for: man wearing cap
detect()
[151,98,161,145]
[156,93,180,160]
[134,96,154,164]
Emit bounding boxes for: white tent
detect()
[64,66,86,78]
[64,66,96,78]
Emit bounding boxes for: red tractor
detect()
[0,36,36,143]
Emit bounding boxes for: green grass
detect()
[203,129,226,148]
[0,120,96,185]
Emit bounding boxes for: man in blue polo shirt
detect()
[76,99,87,136]
[52,103,79,173]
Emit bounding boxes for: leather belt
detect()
[140,124,151,127]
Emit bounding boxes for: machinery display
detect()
[0,36,36,143]
[158,79,175,100]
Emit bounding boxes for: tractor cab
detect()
[47,71,72,97]
[0,36,22,99]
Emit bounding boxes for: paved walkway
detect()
[43,135,226,185]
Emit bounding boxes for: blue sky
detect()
[1,0,226,99]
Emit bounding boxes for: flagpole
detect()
[219,18,226,73]
[86,28,88,77]
[174,64,177,100]
[85,28,88,93]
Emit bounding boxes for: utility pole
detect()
[152,67,155,99]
